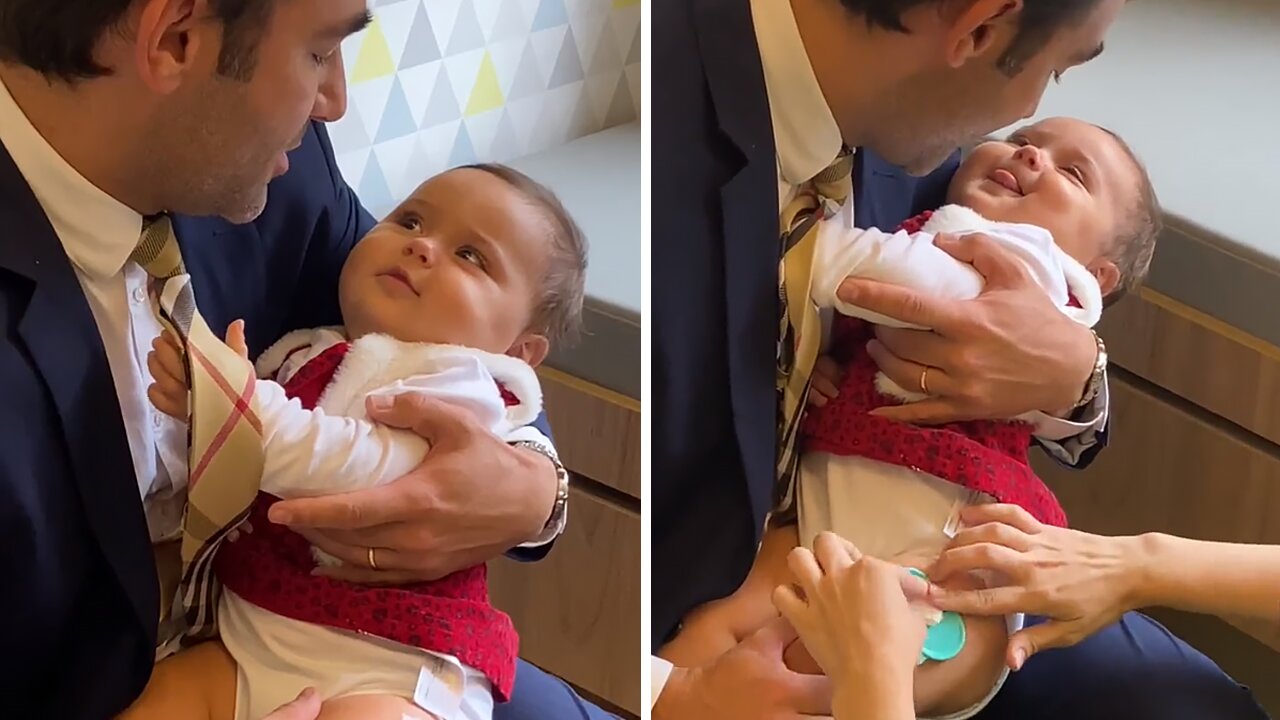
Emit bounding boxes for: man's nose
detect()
[311,51,349,123]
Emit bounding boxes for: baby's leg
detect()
[658,525,800,667]
[118,641,238,720]
[782,559,1009,719]
[317,695,436,720]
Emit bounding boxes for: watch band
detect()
[1074,330,1108,409]
[511,439,569,544]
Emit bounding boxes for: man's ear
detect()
[133,0,208,93]
[507,333,550,368]
[942,0,1023,68]
[1090,259,1121,298]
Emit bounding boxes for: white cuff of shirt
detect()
[1025,370,1110,442]
[652,655,675,709]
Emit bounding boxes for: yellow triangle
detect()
[351,18,395,84]
[613,0,640,7]
[466,52,505,116]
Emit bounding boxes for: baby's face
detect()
[947,117,1141,294]
[338,168,550,361]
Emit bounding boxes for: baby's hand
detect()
[808,355,843,408]
[147,330,189,420]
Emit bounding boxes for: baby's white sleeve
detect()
[811,203,1069,329]
[254,380,429,498]
[254,355,512,498]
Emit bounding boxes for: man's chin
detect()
[218,190,269,224]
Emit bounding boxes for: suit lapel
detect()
[694,0,780,522]
[0,146,156,640]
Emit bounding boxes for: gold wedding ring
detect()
[919,367,931,395]
[367,546,380,571]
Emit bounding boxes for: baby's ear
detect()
[1090,259,1121,298]
[507,333,549,367]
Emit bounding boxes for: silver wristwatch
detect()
[511,439,569,544]
[1073,330,1108,409]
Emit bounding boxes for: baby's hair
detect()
[1098,127,1161,307]
[456,163,588,345]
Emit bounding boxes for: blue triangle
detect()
[449,124,477,167]
[548,27,584,88]
[530,0,568,31]
[400,3,441,69]
[359,153,394,219]
[376,78,419,143]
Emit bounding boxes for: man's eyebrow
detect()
[1072,42,1105,65]
[320,10,373,40]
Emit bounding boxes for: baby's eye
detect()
[398,214,422,232]
[1064,166,1086,184]
[457,246,486,268]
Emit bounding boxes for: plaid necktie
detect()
[132,216,264,642]
[773,150,854,515]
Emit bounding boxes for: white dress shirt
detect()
[0,76,189,543]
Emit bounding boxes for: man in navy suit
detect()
[0,1,606,718]
[651,0,1266,718]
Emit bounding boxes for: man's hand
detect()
[837,232,1095,425]
[654,616,833,720]
[807,356,843,408]
[266,391,557,584]
[263,688,321,720]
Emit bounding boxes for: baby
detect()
[121,164,587,720]
[659,117,1161,718]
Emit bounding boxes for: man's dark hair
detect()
[0,0,275,83]
[459,163,589,347]
[838,0,1104,75]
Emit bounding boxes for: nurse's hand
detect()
[928,504,1145,669]
[773,533,927,716]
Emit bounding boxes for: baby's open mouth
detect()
[989,168,1024,195]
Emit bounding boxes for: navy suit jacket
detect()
[0,121,549,717]
[0,120,366,716]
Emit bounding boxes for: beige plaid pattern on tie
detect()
[133,216,264,642]
[773,150,854,517]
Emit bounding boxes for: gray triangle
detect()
[569,81,598,137]
[490,0,527,42]
[604,72,634,128]
[507,40,544,100]
[548,27,584,88]
[446,1,486,56]
[589,20,621,75]
[626,24,640,65]
[400,4,442,69]
[490,110,523,160]
[422,69,461,127]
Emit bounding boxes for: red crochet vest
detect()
[800,211,1068,527]
[214,342,519,700]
